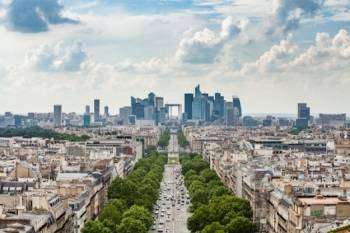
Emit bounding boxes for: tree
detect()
[185,169,197,179]
[186,175,205,188]
[82,220,111,233]
[210,186,230,198]
[201,222,225,233]
[122,205,153,229]
[200,169,219,183]
[117,217,147,233]
[188,180,206,195]
[108,177,138,207]
[191,188,210,208]
[225,217,256,233]
[188,205,213,232]
[210,195,253,220]
[99,199,126,230]
[138,184,157,200]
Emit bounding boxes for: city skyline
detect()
[0,89,349,116]
[0,0,349,114]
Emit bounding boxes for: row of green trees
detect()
[158,128,170,148]
[180,153,256,233]
[177,129,189,148]
[0,126,90,141]
[82,152,167,233]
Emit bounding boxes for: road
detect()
[150,134,190,233]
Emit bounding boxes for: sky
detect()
[0,0,349,115]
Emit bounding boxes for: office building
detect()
[232,96,242,117]
[148,92,156,106]
[94,99,100,122]
[225,102,234,126]
[319,113,346,127]
[144,105,155,121]
[14,115,22,127]
[119,106,131,125]
[184,93,193,120]
[243,116,258,127]
[128,115,136,125]
[27,112,35,120]
[53,105,62,127]
[131,92,164,121]
[83,114,90,127]
[298,103,310,119]
[192,85,209,121]
[131,100,145,119]
[104,106,109,116]
[296,103,310,129]
[156,97,164,110]
[213,93,225,120]
[278,118,290,127]
[85,105,90,114]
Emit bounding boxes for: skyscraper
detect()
[94,99,100,122]
[232,96,242,117]
[213,92,225,120]
[298,103,310,120]
[148,92,156,106]
[144,105,155,120]
[131,97,144,119]
[184,93,193,120]
[192,85,208,121]
[85,105,90,114]
[104,106,109,116]
[119,106,131,125]
[14,115,22,127]
[156,97,164,110]
[225,101,234,126]
[53,105,62,127]
[296,103,310,129]
[83,114,90,127]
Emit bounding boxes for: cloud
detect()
[241,35,298,73]
[241,29,350,75]
[266,0,325,36]
[116,58,172,74]
[286,29,350,71]
[5,0,78,33]
[24,41,88,72]
[175,16,243,64]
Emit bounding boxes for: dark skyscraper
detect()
[298,103,310,120]
[14,115,22,127]
[85,105,90,114]
[296,103,310,128]
[214,92,225,120]
[184,93,193,120]
[83,114,90,127]
[232,96,242,117]
[148,92,156,106]
[104,106,109,116]
[94,99,100,122]
[131,97,145,119]
[53,105,62,127]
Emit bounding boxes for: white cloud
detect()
[24,41,88,72]
[286,29,350,71]
[241,29,350,76]
[241,35,298,73]
[175,16,243,64]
